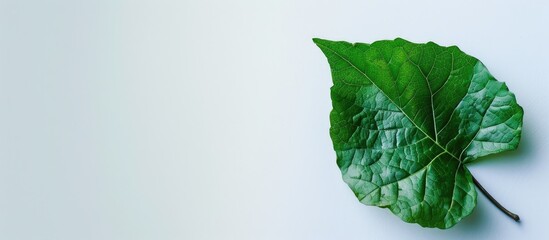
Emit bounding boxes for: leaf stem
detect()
[472,176,520,222]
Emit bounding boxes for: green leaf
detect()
[313,38,523,229]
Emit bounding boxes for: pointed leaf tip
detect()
[312,38,328,46]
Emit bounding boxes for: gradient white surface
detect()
[0,0,547,239]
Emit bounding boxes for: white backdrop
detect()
[1,0,547,239]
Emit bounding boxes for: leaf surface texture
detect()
[314,38,523,228]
